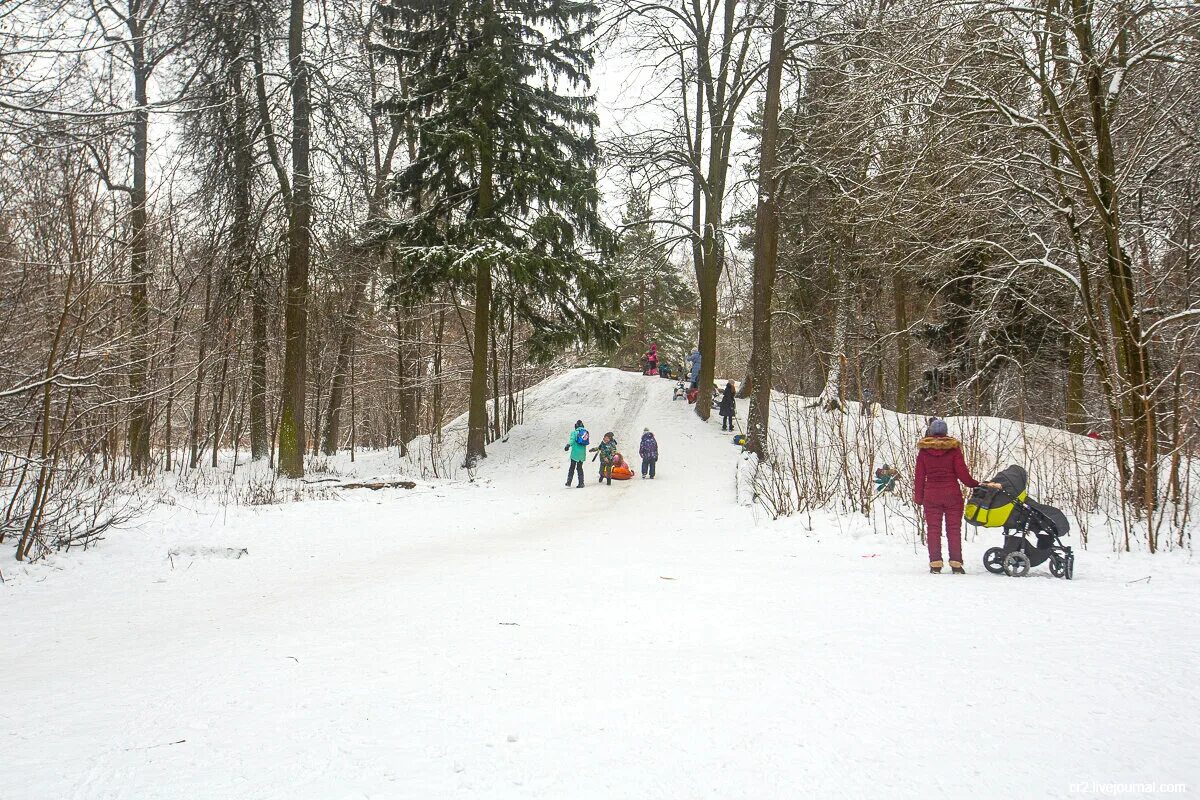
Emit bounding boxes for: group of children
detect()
[641,342,701,385]
[564,421,659,487]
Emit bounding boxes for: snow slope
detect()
[1,368,1198,799]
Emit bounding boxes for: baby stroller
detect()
[965,465,1075,579]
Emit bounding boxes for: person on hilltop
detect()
[687,346,701,389]
[645,342,659,376]
[719,380,736,431]
[914,418,1000,574]
[590,431,618,486]
[639,428,658,479]
[564,420,589,488]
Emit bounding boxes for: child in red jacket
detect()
[914,418,999,574]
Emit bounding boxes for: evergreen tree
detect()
[608,194,696,371]
[376,0,618,464]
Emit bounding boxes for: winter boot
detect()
[929,560,944,574]
[950,561,965,574]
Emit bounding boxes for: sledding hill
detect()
[410,367,742,500]
[441,367,670,470]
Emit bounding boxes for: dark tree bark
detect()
[321,265,366,456]
[249,259,269,460]
[464,98,495,464]
[894,271,910,413]
[744,0,788,460]
[396,308,420,455]
[276,0,313,477]
[126,10,152,473]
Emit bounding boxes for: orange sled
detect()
[611,464,634,480]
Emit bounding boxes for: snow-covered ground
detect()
[2,368,1198,799]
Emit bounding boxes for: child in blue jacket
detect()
[639,428,658,479]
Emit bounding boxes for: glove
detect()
[564,445,570,451]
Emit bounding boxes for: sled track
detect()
[610,379,651,445]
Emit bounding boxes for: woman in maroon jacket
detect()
[914,418,998,574]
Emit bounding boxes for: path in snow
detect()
[1,369,1197,799]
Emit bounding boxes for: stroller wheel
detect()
[982,547,1007,575]
[1002,551,1031,577]
[1049,553,1067,578]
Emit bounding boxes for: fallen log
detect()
[339,480,417,491]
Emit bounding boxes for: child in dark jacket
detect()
[590,432,618,485]
[639,428,658,479]
[719,381,736,430]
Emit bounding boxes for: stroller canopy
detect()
[993,465,1027,497]
[965,465,1029,528]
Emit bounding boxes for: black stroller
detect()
[964,465,1075,579]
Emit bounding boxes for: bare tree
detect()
[744,0,789,458]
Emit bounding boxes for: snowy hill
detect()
[1,368,1198,799]
[404,367,739,482]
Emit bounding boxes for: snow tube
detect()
[611,464,634,480]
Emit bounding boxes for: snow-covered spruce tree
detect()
[376,0,618,465]
[607,193,697,371]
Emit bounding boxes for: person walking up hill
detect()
[687,347,701,389]
[645,342,658,376]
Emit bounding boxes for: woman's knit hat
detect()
[929,418,948,436]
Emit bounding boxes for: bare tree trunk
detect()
[1075,6,1158,509]
[431,304,446,451]
[744,0,788,459]
[321,264,366,455]
[490,309,501,442]
[819,274,850,411]
[505,300,516,431]
[249,260,269,459]
[893,271,910,413]
[163,299,185,471]
[189,275,212,469]
[127,20,152,473]
[276,0,313,478]
[210,338,232,468]
[465,102,495,464]
[223,61,268,462]
[1066,320,1087,433]
[16,188,79,560]
[395,305,406,454]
